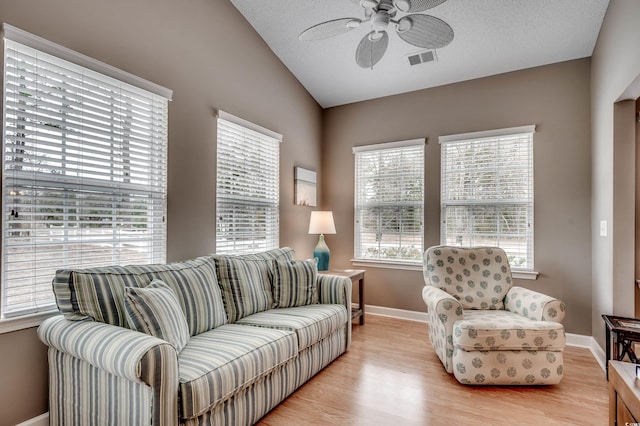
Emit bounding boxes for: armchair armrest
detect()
[422,286,463,373]
[316,274,352,348]
[38,315,179,425]
[504,286,566,323]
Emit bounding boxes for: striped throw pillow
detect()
[272,259,318,308]
[124,280,190,352]
[215,257,273,322]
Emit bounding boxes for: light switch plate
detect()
[600,220,608,237]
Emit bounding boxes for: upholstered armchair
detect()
[422,246,566,385]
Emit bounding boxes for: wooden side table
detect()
[319,269,366,325]
[603,315,640,379]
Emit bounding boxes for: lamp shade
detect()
[308,211,336,235]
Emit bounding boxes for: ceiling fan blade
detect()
[299,18,360,41]
[356,31,389,68]
[404,0,448,13]
[396,14,454,49]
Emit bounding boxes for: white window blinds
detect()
[440,126,534,269]
[2,27,170,318]
[216,112,280,255]
[353,139,424,263]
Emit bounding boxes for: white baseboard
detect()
[363,304,607,371]
[363,304,428,322]
[565,333,606,372]
[16,413,48,426]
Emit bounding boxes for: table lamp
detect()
[308,211,336,271]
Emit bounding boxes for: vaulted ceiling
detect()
[230,0,610,108]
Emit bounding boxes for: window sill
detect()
[0,309,60,335]
[512,269,539,280]
[350,259,539,280]
[351,259,423,271]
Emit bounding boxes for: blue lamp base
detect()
[313,234,330,271]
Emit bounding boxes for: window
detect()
[440,126,535,269]
[1,25,171,320]
[216,111,281,255]
[353,139,424,264]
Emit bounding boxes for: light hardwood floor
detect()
[259,315,608,425]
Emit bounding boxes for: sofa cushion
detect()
[453,310,566,351]
[54,266,141,326]
[215,257,274,322]
[53,256,226,336]
[424,246,513,310]
[236,304,348,350]
[178,324,297,419]
[124,280,190,353]
[272,259,318,308]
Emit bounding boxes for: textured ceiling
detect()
[230,0,610,108]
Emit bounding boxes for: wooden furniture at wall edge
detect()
[608,360,640,426]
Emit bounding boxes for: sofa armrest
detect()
[504,286,566,323]
[317,274,352,307]
[316,274,352,348]
[422,286,463,373]
[38,315,179,425]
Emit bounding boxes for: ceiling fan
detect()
[299,0,454,69]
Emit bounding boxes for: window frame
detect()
[352,138,425,268]
[215,111,281,255]
[0,24,171,329]
[439,125,536,275]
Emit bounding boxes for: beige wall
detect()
[322,59,593,335]
[0,0,323,423]
[1,0,638,422]
[591,0,640,350]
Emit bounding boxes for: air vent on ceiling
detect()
[408,50,437,66]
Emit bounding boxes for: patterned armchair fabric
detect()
[422,246,566,385]
[421,286,462,373]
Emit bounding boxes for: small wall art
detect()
[294,166,317,207]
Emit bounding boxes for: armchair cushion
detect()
[454,310,566,351]
[125,280,190,353]
[452,347,564,385]
[271,259,318,308]
[424,246,513,310]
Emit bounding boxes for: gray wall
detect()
[591,0,640,350]
[322,59,593,336]
[0,0,323,423]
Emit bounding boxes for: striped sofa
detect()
[38,248,352,425]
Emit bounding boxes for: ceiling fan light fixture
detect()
[371,10,390,32]
[347,19,362,29]
[369,31,385,41]
[397,17,413,32]
[395,0,411,12]
[361,0,378,9]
